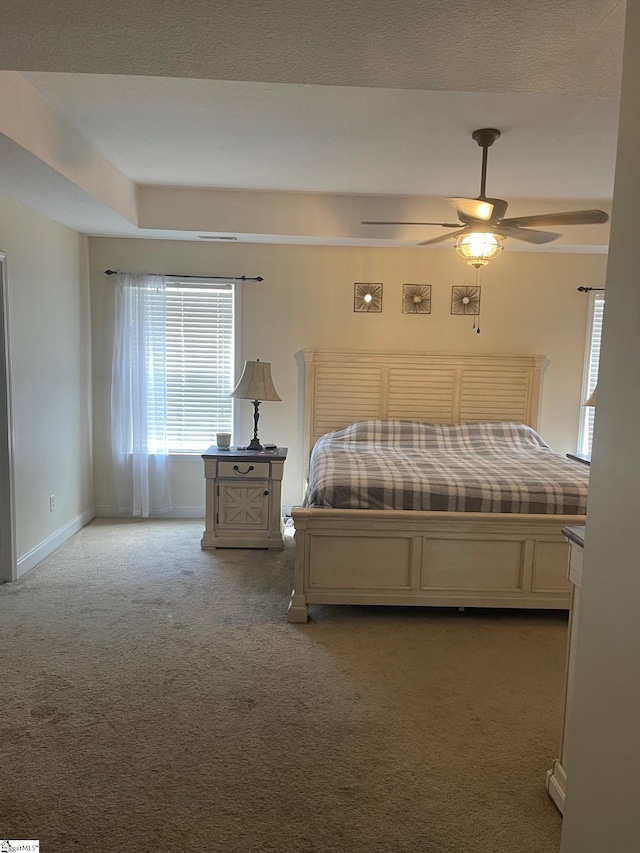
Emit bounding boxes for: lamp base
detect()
[244,399,264,451]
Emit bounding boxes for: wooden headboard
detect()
[302,349,546,459]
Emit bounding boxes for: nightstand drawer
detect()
[218,461,270,479]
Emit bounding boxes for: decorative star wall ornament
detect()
[354,282,383,312]
[402,284,432,314]
[451,285,481,333]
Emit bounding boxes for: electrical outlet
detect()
[49,494,56,512]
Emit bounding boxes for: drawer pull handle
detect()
[263,490,269,496]
[233,465,254,475]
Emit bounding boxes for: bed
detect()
[288,349,588,623]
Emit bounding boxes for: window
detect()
[162,281,236,452]
[578,291,605,456]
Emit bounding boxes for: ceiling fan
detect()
[362,128,609,264]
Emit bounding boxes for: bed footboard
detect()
[288,508,584,623]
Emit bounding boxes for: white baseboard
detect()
[545,760,566,815]
[94,504,205,519]
[17,505,96,579]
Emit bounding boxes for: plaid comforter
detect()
[303,421,589,514]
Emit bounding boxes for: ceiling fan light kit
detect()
[362,127,609,266]
[455,232,503,267]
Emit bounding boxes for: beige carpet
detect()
[0,518,565,852]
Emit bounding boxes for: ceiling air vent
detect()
[198,235,238,241]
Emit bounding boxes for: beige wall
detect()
[0,195,93,561]
[560,3,640,849]
[89,237,606,511]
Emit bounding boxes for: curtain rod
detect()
[104,269,263,282]
[577,287,605,292]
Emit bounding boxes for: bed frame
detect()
[288,349,583,623]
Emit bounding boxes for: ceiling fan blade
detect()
[448,197,509,224]
[448,198,494,222]
[418,228,469,246]
[361,220,461,227]
[499,209,609,228]
[483,197,509,221]
[497,225,560,244]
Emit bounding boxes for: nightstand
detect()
[201,446,287,549]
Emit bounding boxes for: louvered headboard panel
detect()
[303,349,546,460]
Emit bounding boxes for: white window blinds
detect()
[578,292,605,455]
[163,282,235,452]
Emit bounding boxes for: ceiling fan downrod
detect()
[472,128,500,199]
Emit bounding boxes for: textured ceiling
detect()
[1,0,626,97]
[0,0,628,246]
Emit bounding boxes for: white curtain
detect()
[111,273,173,517]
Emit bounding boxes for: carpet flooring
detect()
[1,518,565,852]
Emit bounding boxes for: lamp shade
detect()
[583,385,597,407]
[231,360,281,402]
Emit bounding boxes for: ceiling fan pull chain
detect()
[475,267,481,334]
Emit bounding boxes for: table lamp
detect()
[231,359,281,451]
